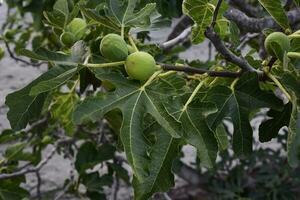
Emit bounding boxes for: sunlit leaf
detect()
[258,0,290,30]
[73,69,182,183]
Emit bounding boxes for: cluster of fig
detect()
[60,18,87,47]
[59,17,157,81]
[100,33,158,81]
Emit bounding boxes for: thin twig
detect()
[36,171,42,200]
[54,182,73,200]
[4,41,45,67]
[237,33,260,51]
[24,117,48,133]
[158,62,242,78]
[207,42,212,61]
[167,15,193,41]
[0,139,73,180]
[163,193,172,200]
[160,27,191,50]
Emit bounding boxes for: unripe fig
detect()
[4,29,16,40]
[66,18,87,40]
[100,34,128,61]
[60,32,75,47]
[42,136,52,144]
[264,32,290,60]
[125,51,157,81]
[0,47,4,60]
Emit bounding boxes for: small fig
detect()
[42,136,52,144]
[100,33,128,61]
[66,18,87,40]
[60,32,76,47]
[264,32,290,60]
[125,51,157,81]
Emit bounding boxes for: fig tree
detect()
[100,34,128,61]
[66,18,87,40]
[264,32,290,60]
[60,32,75,47]
[125,51,157,81]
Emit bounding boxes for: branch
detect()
[204,27,258,72]
[158,62,242,78]
[204,0,259,73]
[211,0,223,27]
[160,27,191,50]
[167,15,193,41]
[225,8,300,33]
[228,0,259,17]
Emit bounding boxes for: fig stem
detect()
[179,77,207,118]
[128,35,139,52]
[158,71,177,78]
[230,78,239,90]
[121,25,125,39]
[287,52,300,58]
[266,72,292,102]
[288,34,300,39]
[86,61,125,68]
[141,70,163,89]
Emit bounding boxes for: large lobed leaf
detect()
[6,45,86,131]
[259,103,292,142]
[73,69,182,182]
[178,100,219,168]
[6,65,77,131]
[133,127,180,200]
[206,72,283,155]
